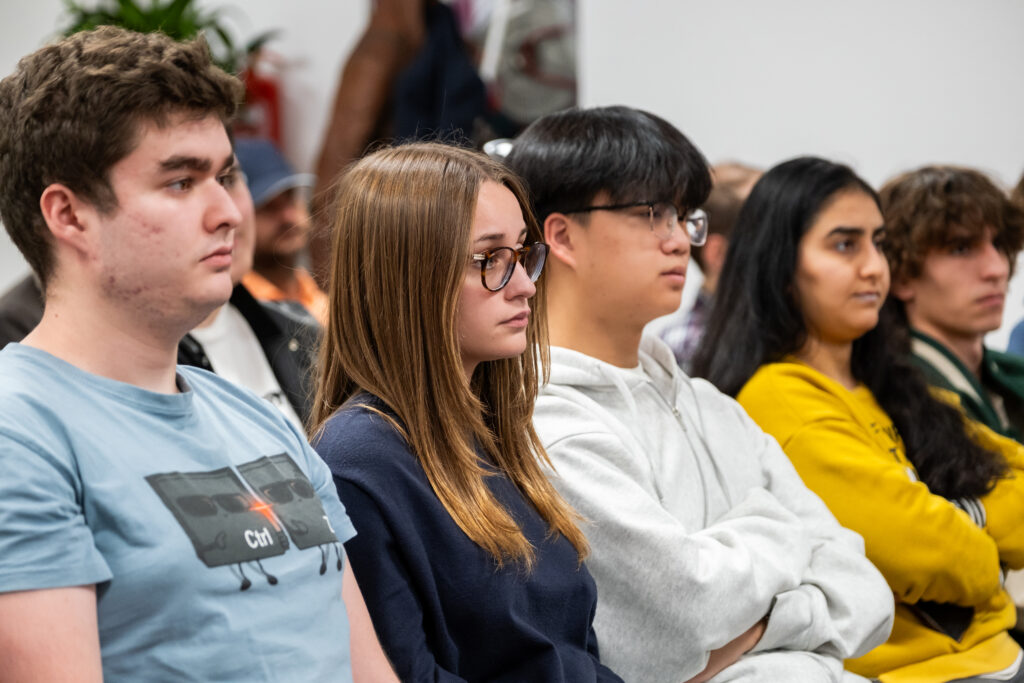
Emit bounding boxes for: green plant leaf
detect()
[115,0,146,30]
[163,0,192,28]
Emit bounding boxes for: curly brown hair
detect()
[879,165,1024,283]
[0,26,243,287]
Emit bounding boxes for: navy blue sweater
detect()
[315,397,621,682]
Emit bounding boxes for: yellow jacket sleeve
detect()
[784,420,1001,606]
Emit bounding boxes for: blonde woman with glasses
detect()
[310,142,622,682]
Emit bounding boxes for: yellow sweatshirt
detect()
[738,360,1024,683]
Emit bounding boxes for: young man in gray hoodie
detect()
[506,106,894,683]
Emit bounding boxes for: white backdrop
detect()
[2,1,1023,344]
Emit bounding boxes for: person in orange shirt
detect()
[235,138,328,324]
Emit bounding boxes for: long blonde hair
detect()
[310,142,587,568]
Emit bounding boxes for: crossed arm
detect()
[539,392,892,681]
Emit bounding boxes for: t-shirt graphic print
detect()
[148,453,344,590]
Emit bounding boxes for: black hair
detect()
[692,156,1007,500]
[504,105,712,223]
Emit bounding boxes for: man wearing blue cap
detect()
[179,163,320,430]
[235,138,328,324]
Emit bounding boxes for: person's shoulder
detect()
[741,360,840,399]
[535,379,628,445]
[179,363,257,403]
[313,397,416,475]
[986,346,1024,375]
[179,364,299,432]
[0,347,79,457]
[738,361,852,430]
[0,344,70,405]
[261,298,319,329]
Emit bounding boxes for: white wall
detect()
[3,1,1024,344]
[580,0,1024,348]
[0,0,65,293]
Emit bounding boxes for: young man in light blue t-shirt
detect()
[0,27,394,682]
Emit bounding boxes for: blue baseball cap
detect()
[234,138,315,208]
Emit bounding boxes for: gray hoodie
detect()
[534,334,894,682]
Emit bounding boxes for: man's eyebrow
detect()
[159,155,211,173]
[159,153,235,173]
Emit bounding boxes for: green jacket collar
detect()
[910,329,1024,440]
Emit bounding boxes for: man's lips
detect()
[201,245,233,266]
[976,293,1005,308]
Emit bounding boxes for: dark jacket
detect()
[178,285,320,425]
[0,274,44,349]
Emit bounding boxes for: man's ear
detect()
[39,183,95,255]
[890,275,916,303]
[543,212,578,269]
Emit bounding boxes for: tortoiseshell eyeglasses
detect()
[471,242,548,292]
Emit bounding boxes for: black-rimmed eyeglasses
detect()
[561,201,709,246]
[471,242,548,292]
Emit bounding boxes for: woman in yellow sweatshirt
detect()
[692,157,1024,683]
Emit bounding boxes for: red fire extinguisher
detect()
[236,49,282,144]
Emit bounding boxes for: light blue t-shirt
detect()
[0,344,356,682]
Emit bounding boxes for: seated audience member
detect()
[879,166,1024,440]
[694,157,1024,683]
[311,142,622,682]
[660,183,747,371]
[0,272,43,348]
[182,168,319,428]
[713,160,763,198]
[507,107,893,683]
[0,27,392,681]
[651,161,760,370]
[235,138,328,324]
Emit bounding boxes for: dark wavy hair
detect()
[692,156,1006,500]
[880,165,1024,283]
